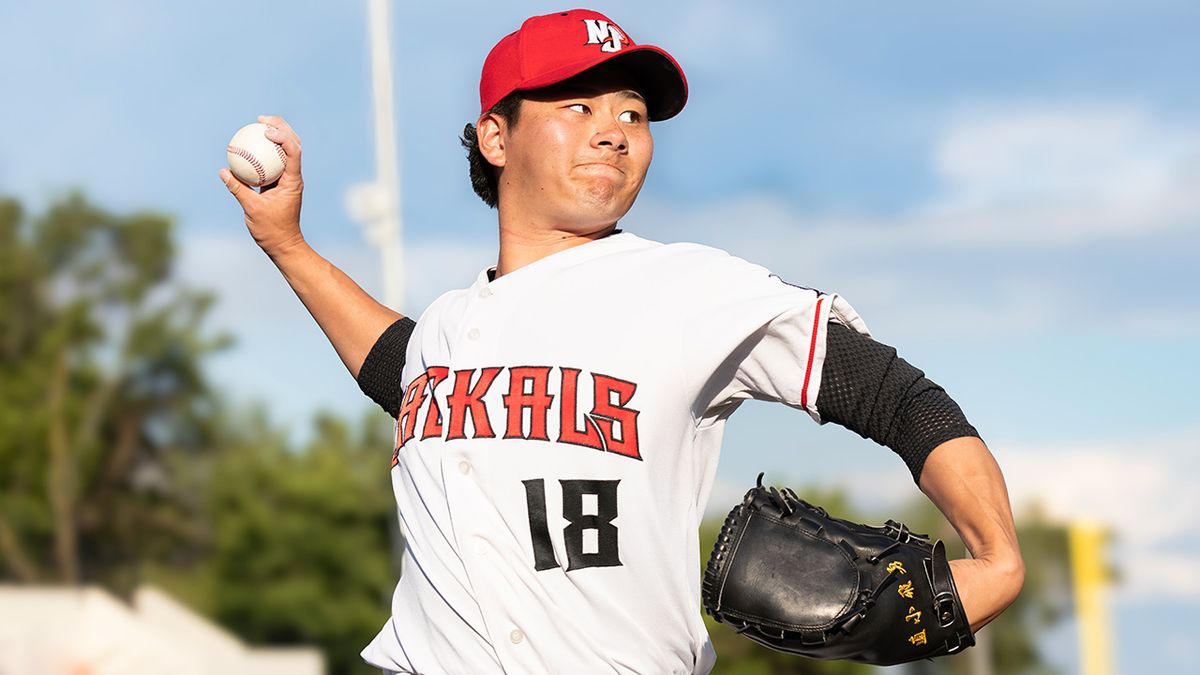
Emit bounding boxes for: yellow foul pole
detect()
[1068,521,1116,675]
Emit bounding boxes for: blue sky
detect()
[2,1,1198,672]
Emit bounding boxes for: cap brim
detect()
[608,47,688,121]
[515,45,688,122]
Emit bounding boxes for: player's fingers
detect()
[265,126,303,178]
[258,114,296,136]
[218,168,259,209]
[259,115,303,178]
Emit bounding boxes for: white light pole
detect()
[347,0,404,310]
[349,0,406,577]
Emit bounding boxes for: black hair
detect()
[460,93,524,209]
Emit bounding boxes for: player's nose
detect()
[592,118,628,154]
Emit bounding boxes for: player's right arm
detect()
[218,114,405,381]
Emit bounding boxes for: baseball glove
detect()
[702,474,974,665]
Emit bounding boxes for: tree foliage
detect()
[1,192,396,674]
[0,192,231,589]
[149,405,397,675]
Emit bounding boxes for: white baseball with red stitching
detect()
[226,122,286,187]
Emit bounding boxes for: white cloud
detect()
[639,103,1200,251]
[995,430,1200,600]
[935,107,1179,206]
[920,104,1200,245]
[623,101,1200,338]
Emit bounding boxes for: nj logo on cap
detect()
[583,19,626,53]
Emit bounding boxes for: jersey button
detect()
[509,628,524,644]
[479,287,492,299]
[467,328,480,340]
[457,461,471,475]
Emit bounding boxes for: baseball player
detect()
[219,9,1024,674]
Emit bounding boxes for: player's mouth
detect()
[575,162,625,176]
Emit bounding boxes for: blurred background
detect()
[1,0,1196,673]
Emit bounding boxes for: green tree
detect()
[0,192,231,589]
[2,192,398,672]
[151,405,397,675]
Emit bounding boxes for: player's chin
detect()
[577,198,637,230]
[575,178,639,214]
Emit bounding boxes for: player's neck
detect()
[494,217,618,278]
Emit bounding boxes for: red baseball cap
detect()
[479,9,688,121]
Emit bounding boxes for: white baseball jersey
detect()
[362,231,867,674]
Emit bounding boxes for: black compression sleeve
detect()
[816,321,980,482]
[356,317,417,419]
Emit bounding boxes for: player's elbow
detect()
[1006,552,1026,601]
[987,546,1026,610]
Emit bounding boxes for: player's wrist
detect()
[949,556,1023,633]
[262,232,310,260]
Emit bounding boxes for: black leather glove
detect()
[702,474,974,666]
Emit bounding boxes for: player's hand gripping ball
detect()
[226,122,286,187]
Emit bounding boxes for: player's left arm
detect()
[815,321,1023,632]
[918,437,1024,631]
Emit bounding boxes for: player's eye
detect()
[618,110,642,124]
[568,103,590,114]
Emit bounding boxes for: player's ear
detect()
[476,113,507,169]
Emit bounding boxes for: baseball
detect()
[226,122,286,187]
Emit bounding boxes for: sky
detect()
[2,1,1198,672]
